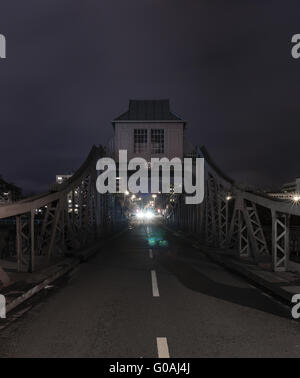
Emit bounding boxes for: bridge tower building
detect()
[112,99,186,162]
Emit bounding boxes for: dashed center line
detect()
[156,337,170,358]
[148,228,168,356]
[151,270,160,297]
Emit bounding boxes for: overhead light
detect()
[293,195,300,202]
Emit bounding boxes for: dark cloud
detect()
[0,0,300,193]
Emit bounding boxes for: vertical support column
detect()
[194,204,198,234]
[194,205,197,233]
[197,202,203,238]
[227,193,244,254]
[47,199,63,261]
[99,193,104,235]
[93,171,101,237]
[272,210,290,272]
[218,191,228,248]
[238,209,249,258]
[71,189,75,227]
[84,175,91,232]
[191,205,195,233]
[206,174,218,245]
[78,182,83,230]
[29,210,35,273]
[243,201,269,261]
[16,215,22,272]
[178,198,182,229]
[205,186,209,244]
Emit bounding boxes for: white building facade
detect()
[112,100,186,162]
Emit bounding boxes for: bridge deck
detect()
[0,222,300,357]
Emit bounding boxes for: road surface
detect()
[0,221,300,357]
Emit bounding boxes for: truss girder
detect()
[0,146,123,273]
[164,145,300,272]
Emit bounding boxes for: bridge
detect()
[0,145,300,357]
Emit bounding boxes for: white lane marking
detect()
[157,337,170,358]
[149,249,153,259]
[151,270,160,297]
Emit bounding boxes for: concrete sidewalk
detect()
[2,257,79,313]
[198,245,300,304]
[0,227,128,314]
[165,225,300,305]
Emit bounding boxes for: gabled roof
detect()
[112,100,186,126]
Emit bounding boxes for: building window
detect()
[134,129,147,153]
[151,129,164,154]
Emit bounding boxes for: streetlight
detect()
[152,194,157,208]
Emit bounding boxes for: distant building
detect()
[110,99,190,202]
[281,178,300,193]
[0,176,21,204]
[112,99,186,162]
[55,174,79,213]
[268,177,300,201]
[56,175,72,185]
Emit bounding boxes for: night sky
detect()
[0,1,300,194]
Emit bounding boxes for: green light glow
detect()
[147,236,168,247]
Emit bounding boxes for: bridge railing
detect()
[0,145,126,274]
[166,146,300,272]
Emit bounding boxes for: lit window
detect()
[151,129,164,154]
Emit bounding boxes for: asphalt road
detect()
[0,220,300,357]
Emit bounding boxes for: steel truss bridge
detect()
[0,146,126,282]
[166,147,300,272]
[0,145,299,285]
